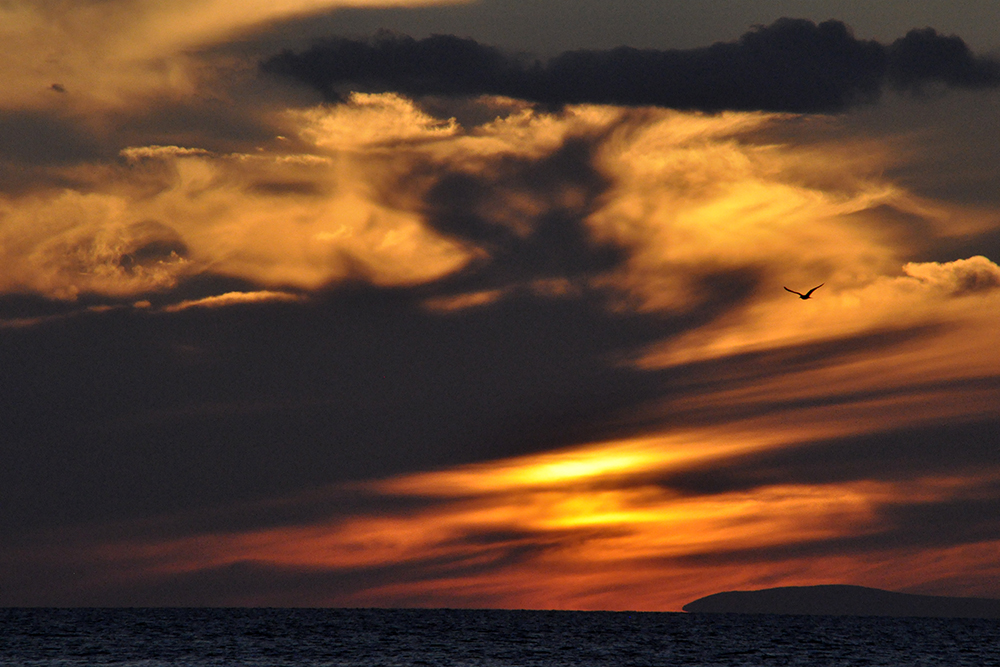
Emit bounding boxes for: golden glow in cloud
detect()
[11,96,995,315]
[6,93,1000,608]
[0,125,474,299]
[0,0,465,109]
[588,111,916,311]
[161,290,304,311]
[70,428,1000,609]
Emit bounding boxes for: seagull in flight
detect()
[784,283,824,300]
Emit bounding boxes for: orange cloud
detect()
[4,94,1000,609]
[9,97,996,315]
[0,0,466,111]
[0,135,473,299]
[58,427,1000,609]
[161,290,304,311]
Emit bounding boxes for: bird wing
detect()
[804,283,824,297]
[783,286,803,296]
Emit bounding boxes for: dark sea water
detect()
[2,607,999,666]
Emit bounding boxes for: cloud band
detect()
[262,19,1000,112]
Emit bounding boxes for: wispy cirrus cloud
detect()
[0,0,466,111]
[2,95,967,312]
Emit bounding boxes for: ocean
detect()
[2,607,999,666]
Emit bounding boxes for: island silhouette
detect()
[683,585,1000,618]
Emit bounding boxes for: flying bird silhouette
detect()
[784,284,824,299]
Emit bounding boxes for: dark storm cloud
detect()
[0,276,737,537]
[415,137,625,286]
[3,272,968,542]
[888,27,1000,91]
[261,19,1000,112]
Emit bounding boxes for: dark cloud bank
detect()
[5,277,998,605]
[262,19,1000,112]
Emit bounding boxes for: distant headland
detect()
[683,585,1000,618]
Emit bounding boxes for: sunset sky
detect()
[3,0,1000,610]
